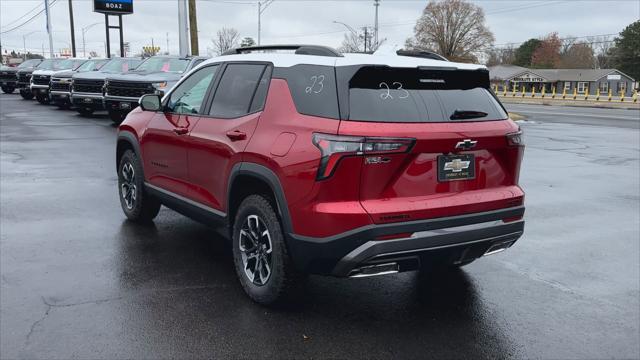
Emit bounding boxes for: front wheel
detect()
[117,149,161,222]
[76,107,94,116]
[20,90,34,100]
[109,110,126,124]
[232,195,304,306]
[35,93,50,104]
[1,86,15,94]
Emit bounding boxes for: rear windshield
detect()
[345,67,507,123]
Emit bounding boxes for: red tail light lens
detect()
[312,133,415,180]
[506,130,524,146]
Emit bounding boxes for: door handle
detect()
[173,127,189,135]
[226,130,247,141]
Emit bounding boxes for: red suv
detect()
[116,45,525,305]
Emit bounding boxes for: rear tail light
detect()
[506,130,524,146]
[312,133,415,180]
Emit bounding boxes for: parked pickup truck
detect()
[10,59,43,99]
[104,55,207,123]
[1,64,21,94]
[50,58,110,109]
[70,57,144,116]
[31,58,86,104]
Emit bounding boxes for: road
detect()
[1,94,639,359]
[506,103,640,129]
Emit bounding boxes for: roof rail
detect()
[396,49,448,62]
[222,45,343,57]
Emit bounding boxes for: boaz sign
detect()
[94,0,133,15]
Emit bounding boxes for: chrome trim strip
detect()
[50,91,70,96]
[104,95,140,101]
[144,182,227,218]
[30,84,49,89]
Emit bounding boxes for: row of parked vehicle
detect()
[0,55,207,123]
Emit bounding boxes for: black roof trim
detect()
[396,49,448,62]
[223,45,343,57]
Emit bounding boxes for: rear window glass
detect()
[273,65,339,119]
[346,67,507,123]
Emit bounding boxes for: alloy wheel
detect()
[239,214,273,286]
[120,162,136,210]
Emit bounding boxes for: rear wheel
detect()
[1,86,15,94]
[232,195,304,305]
[76,107,94,116]
[35,93,50,104]
[117,149,161,222]
[20,90,34,100]
[109,110,126,124]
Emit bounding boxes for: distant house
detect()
[489,65,636,96]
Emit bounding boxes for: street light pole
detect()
[257,0,274,45]
[81,22,102,58]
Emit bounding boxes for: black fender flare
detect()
[116,131,143,173]
[227,162,293,235]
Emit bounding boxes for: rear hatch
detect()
[336,66,524,224]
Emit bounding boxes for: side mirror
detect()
[139,94,162,112]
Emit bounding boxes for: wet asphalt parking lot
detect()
[1,93,639,359]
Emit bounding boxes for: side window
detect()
[275,65,339,119]
[249,66,272,113]
[167,65,218,115]
[209,64,266,118]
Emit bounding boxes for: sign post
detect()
[93,0,133,58]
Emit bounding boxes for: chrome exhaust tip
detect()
[349,262,399,278]
[483,240,515,257]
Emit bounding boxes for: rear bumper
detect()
[286,206,525,276]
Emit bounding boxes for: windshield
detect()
[345,67,507,123]
[101,58,142,73]
[76,59,108,72]
[134,57,189,73]
[55,59,86,70]
[36,59,59,70]
[18,59,41,68]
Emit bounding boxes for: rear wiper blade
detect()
[450,110,488,120]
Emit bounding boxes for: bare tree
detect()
[587,35,614,68]
[560,42,595,68]
[208,27,240,56]
[406,0,494,62]
[338,27,385,53]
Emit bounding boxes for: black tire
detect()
[117,149,161,222]
[35,93,50,104]
[56,102,71,110]
[232,194,304,305]
[20,90,34,100]
[76,107,94,116]
[109,110,126,124]
[1,86,15,94]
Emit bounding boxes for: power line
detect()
[0,1,44,30]
[492,33,618,48]
[0,0,59,35]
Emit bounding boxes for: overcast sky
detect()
[1,0,638,58]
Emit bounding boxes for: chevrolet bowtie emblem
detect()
[455,139,477,150]
[444,158,471,172]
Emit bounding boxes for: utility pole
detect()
[166,32,169,55]
[363,27,368,53]
[257,0,274,46]
[374,0,380,47]
[188,0,199,55]
[68,0,77,57]
[44,0,54,58]
[177,0,190,56]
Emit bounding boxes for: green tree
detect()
[513,38,541,67]
[240,37,256,48]
[611,20,640,80]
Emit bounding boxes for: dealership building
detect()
[488,65,636,96]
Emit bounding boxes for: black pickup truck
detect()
[103,55,207,123]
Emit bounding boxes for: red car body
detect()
[117,47,525,279]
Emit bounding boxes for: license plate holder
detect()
[119,102,131,110]
[437,154,475,182]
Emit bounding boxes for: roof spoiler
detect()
[222,45,343,57]
[396,49,448,62]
